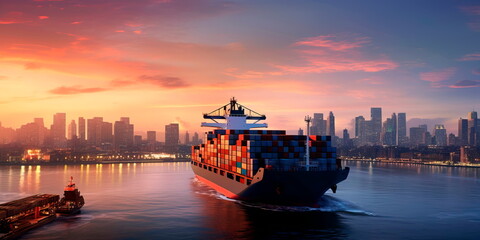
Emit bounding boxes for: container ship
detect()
[191,98,349,206]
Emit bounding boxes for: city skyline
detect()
[1,1,480,135]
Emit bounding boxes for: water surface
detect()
[0,161,479,239]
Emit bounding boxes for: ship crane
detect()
[201,97,268,130]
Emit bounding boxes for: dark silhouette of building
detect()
[78,117,86,140]
[397,113,407,145]
[114,117,134,151]
[165,123,179,152]
[458,118,468,146]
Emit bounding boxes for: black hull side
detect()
[191,162,349,206]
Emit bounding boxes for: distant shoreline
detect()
[0,158,191,166]
[342,158,480,169]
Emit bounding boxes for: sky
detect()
[1,0,480,137]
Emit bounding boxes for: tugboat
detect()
[57,177,85,214]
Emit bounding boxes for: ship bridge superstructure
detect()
[202,98,267,130]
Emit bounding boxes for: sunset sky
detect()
[1,0,480,137]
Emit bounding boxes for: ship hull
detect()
[192,162,349,206]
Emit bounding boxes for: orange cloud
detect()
[49,86,109,95]
[138,75,189,88]
[38,16,49,20]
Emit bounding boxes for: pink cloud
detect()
[460,6,480,15]
[420,68,456,82]
[223,68,284,79]
[277,34,398,74]
[38,16,49,20]
[448,80,480,88]
[49,86,109,95]
[294,35,370,51]
[458,52,480,61]
[138,75,189,88]
[356,77,384,85]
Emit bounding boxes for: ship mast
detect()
[201,97,268,130]
[305,115,311,171]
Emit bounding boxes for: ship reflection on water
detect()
[192,178,354,239]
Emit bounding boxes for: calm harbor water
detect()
[1,161,479,240]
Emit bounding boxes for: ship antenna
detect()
[305,115,311,171]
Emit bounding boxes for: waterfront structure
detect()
[52,113,67,148]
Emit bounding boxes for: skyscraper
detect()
[114,117,134,150]
[370,107,382,145]
[68,120,77,140]
[78,117,86,140]
[147,131,156,143]
[410,127,426,146]
[354,116,366,146]
[87,117,103,146]
[381,113,397,146]
[458,118,468,146]
[52,113,66,148]
[434,125,447,146]
[327,111,335,138]
[397,113,407,145]
[311,113,326,135]
[185,131,190,145]
[192,132,200,145]
[298,128,304,135]
[467,111,478,146]
[165,123,179,152]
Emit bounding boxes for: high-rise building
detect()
[52,113,66,148]
[101,121,113,146]
[458,118,468,146]
[185,131,190,145]
[311,113,326,135]
[147,131,156,143]
[327,111,335,137]
[68,120,77,140]
[370,107,382,144]
[16,118,47,147]
[192,132,200,145]
[165,123,179,152]
[397,113,407,145]
[434,125,447,146]
[467,111,478,146]
[354,115,365,145]
[114,117,134,150]
[298,128,304,135]
[87,117,103,146]
[382,113,397,146]
[448,133,456,146]
[78,117,86,140]
[410,127,426,146]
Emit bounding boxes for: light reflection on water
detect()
[0,161,479,240]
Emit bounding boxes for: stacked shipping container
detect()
[191,129,337,179]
